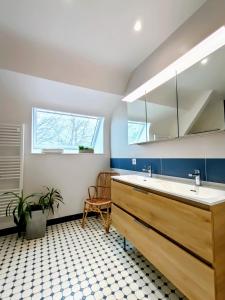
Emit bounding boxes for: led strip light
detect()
[122,26,225,102]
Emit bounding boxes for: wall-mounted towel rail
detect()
[0,124,24,217]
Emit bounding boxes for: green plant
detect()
[39,187,64,214]
[5,191,36,237]
[79,145,94,151]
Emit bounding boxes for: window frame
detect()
[31,107,104,154]
[128,120,150,144]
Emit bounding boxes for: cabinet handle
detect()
[133,187,148,194]
[133,218,150,229]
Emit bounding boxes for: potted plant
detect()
[26,187,64,240]
[5,191,36,237]
[5,187,63,239]
[39,187,64,214]
[79,145,94,153]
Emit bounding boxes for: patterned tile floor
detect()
[0,218,186,300]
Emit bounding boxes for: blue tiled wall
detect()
[161,159,206,181]
[205,159,225,183]
[110,158,225,184]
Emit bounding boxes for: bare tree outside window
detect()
[32,108,103,152]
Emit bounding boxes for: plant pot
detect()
[26,209,48,240]
[79,149,94,153]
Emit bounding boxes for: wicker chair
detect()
[81,171,119,233]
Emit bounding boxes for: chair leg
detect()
[82,204,88,228]
[98,207,110,234]
[105,207,110,234]
[99,209,107,232]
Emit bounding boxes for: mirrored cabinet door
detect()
[146,76,178,142]
[127,98,148,144]
[127,37,225,145]
[177,44,225,136]
[127,76,178,145]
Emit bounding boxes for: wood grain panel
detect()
[112,204,215,300]
[112,180,213,262]
[211,202,225,300]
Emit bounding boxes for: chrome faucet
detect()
[142,164,152,177]
[188,169,201,186]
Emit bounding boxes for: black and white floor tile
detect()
[0,218,186,300]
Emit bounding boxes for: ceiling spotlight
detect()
[134,20,142,32]
[201,58,208,65]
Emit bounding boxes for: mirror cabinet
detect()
[127,44,225,144]
[177,44,225,137]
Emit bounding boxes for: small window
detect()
[32,108,104,153]
[128,121,150,144]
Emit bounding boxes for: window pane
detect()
[33,108,102,151]
[128,121,150,144]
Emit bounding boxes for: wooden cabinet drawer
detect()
[112,204,215,300]
[112,180,213,262]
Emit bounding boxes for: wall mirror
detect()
[177,44,225,136]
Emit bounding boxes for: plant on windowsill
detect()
[79,145,94,153]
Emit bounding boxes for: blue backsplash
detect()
[110,158,225,184]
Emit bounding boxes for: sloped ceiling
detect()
[0,0,206,94]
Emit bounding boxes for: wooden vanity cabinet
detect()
[111,179,225,300]
[112,180,213,262]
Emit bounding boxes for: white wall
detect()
[111,102,225,159]
[0,69,121,229]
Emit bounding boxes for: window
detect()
[128,121,150,144]
[32,108,104,153]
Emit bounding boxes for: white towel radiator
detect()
[0,123,24,217]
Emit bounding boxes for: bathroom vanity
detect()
[111,175,225,300]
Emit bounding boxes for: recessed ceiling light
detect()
[201,58,208,65]
[134,20,142,32]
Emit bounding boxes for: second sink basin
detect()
[112,174,225,205]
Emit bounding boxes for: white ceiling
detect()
[0,0,206,74]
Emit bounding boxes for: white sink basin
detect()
[112,174,225,205]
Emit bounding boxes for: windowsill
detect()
[30,152,106,155]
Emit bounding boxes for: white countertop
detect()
[112,174,225,206]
